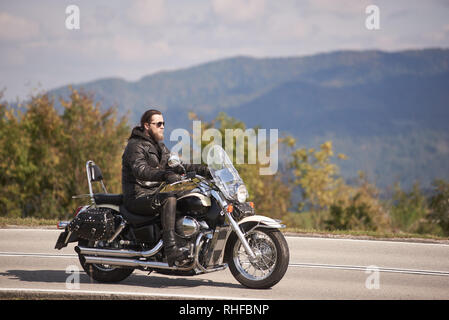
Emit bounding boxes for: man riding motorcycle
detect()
[121,109,209,266]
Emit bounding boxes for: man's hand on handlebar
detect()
[165,171,182,184]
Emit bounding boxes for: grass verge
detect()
[1,217,448,243]
[284,227,449,243]
[0,217,59,228]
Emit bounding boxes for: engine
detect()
[175,192,212,239]
[175,216,201,238]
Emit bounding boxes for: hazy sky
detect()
[1,0,448,101]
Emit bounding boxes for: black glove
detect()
[172,165,185,175]
[200,164,212,179]
[165,171,182,184]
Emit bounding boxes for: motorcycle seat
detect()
[94,193,123,205]
[119,205,159,227]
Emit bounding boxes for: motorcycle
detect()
[55,145,289,289]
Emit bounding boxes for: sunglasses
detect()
[150,121,165,128]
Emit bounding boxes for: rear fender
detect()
[54,229,79,249]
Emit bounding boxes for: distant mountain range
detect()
[47,48,449,189]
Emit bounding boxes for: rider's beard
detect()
[149,129,164,142]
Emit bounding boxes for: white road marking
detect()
[0,287,262,300]
[0,228,61,232]
[289,262,449,277]
[2,251,448,278]
[285,235,449,247]
[2,228,448,246]
[0,252,77,258]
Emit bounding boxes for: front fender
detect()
[223,215,286,264]
[238,215,286,229]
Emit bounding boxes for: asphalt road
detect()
[0,228,449,300]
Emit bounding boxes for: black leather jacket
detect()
[121,126,207,203]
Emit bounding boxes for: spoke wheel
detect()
[233,231,277,281]
[225,227,289,289]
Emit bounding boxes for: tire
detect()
[225,227,289,289]
[77,240,134,283]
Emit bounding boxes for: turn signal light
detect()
[227,204,233,213]
[248,202,254,208]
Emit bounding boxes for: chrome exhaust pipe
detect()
[83,255,227,273]
[75,240,163,258]
[83,256,189,271]
[81,232,228,274]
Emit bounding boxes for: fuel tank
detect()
[176,192,211,215]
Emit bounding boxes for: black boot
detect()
[161,196,189,267]
[163,230,189,267]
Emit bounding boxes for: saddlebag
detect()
[68,207,116,241]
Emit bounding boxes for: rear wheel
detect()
[225,227,289,289]
[77,240,134,283]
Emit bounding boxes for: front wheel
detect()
[225,227,289,289]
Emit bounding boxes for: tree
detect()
[57,88,130,215]
[0,95,35,217]
[188,112,292,220]
[288,140,347,228]
[427,179,449,236]
[0,88,130,218]
[288,139,389,231]
[20,94,65,217]
[326,172,390,231]
[389,182,428,233]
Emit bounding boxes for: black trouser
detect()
[124,193,177,235]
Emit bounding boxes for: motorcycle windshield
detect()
[206,145,247,201]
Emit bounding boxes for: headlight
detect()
[236,185,248,203]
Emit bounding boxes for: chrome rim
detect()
[89,241,117,271]
[92,263,117,272]
[232,230,277,281]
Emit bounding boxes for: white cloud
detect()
[212,0,265,23]
[0,12,39,41]
[308,0,371,15]
[113,35,171,62]
[1,0,448,101]
[1,47,26,66]
[127,0,166,27]
[267,11,310,41]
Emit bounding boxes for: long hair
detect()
[140,109,162,129]
[128,109,162,139]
